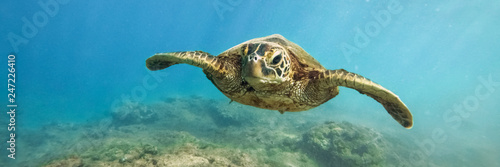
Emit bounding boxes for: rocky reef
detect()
[13,96,412,167]
[111,101,158,125]
[299,121,387,166]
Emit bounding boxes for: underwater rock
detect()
[67,138,162,166]
[147,97,220,135]
[299,121,386,166]
[157,96,257,128]
[111,102,158,125]
[209,100,250,127]
[44,156,82,167]
[159,143,260,167]
[166,96,247,127]
[45,133,263,167]
[89,119,112,136]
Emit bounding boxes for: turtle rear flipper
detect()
[146,51,222,74]
[321,69,413,129]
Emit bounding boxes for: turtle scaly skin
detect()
[146,34,413,128]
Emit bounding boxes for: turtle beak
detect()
[242,53,278,85]
[242,53,264,80]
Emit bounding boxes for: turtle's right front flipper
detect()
[320,69,413,129]
[146,51,223,75]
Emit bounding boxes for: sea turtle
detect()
[146,34,413,128]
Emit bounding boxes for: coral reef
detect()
[111,101,158,125]
[44,131,265,167]
[159,142,260,167]
[299,121,387,166]
[45,156,82,167]
[9,96,413,167]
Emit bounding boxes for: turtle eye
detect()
[271,54,282,65]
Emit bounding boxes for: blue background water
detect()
[1,0,499,166]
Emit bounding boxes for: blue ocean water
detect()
[1,0,499,166]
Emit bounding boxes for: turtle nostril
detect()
[254,57,258,61]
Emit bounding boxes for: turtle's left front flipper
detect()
[146,51,224,75]
[319,69,413,129]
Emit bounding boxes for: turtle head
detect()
[241,43,291,89]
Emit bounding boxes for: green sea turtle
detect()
[146,34,413,128]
